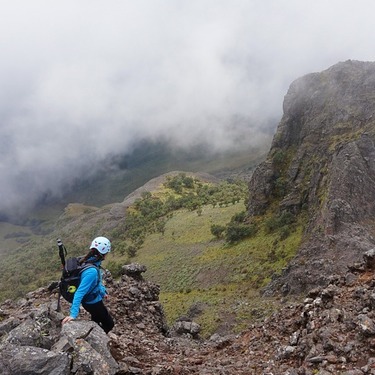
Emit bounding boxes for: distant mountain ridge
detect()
[61,140,268,208]
[248,60,375,295]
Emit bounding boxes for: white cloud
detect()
[0,0,375,213]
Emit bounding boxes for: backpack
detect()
[59,256,100,303]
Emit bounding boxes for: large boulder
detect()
[0,344,70,375]
[58,321,119,375]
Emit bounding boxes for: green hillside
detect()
[130,205,303,336]
[0,167,304,337]
[100,174,304,336]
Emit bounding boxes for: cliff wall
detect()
[248,60,375,294]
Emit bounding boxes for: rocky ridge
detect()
[4,252,375,374]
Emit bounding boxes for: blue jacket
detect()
[70,261,107,319]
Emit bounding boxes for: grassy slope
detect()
[0,223,34,255]
[111,201,304,337]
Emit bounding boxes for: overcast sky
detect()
[0,0,374,215]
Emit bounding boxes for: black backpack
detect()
[58,256,100,303]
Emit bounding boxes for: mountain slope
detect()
[2,59,375,344]
[248,60,375,295]
[0,169,303,338]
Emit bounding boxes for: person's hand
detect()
[62,316,75,325]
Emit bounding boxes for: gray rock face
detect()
[60,321,119,375]
[0,306,117,375]
[248,60,375,295]
[0,263,167,375]
[0,344,70,375]
[122,263,147,280]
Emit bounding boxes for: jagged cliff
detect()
[248,60,375,295]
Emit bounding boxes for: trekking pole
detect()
[56,238,67,312]
[56,289,62,312]
[57,238,67,266]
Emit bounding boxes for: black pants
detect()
[82,300,114,333]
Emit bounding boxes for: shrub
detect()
[279,226,291,240]
[265,211,295,233]
[273,177,288,198]
[225,222,258,243]
[155,219,166,235]
[231,211,247,223]
[126,245,138,258]
[182,176,194,189]
[106,261,123,278]
[211,224,226,239]
[272,150,287,172]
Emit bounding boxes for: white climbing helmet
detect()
[90,236,111,254]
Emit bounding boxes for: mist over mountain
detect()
[0,136,270,225]
[1,1,375,218]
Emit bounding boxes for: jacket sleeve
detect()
[70,268,98,319]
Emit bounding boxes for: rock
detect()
[0,343,70,375]
[0,317,21,337]
[364,249,375,269]
[122,263,147,280]
[4,304,60,350]
[47,281,59,291]
[345,273,358,286]
[171,320,201,338]
[289,331,300,345]
[357,314,375,336]
[277,345,296,359]
[6,319,53,348]
[0,262,171,374]
[61,321,119,374]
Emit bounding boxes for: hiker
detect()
[62,236,114,333]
